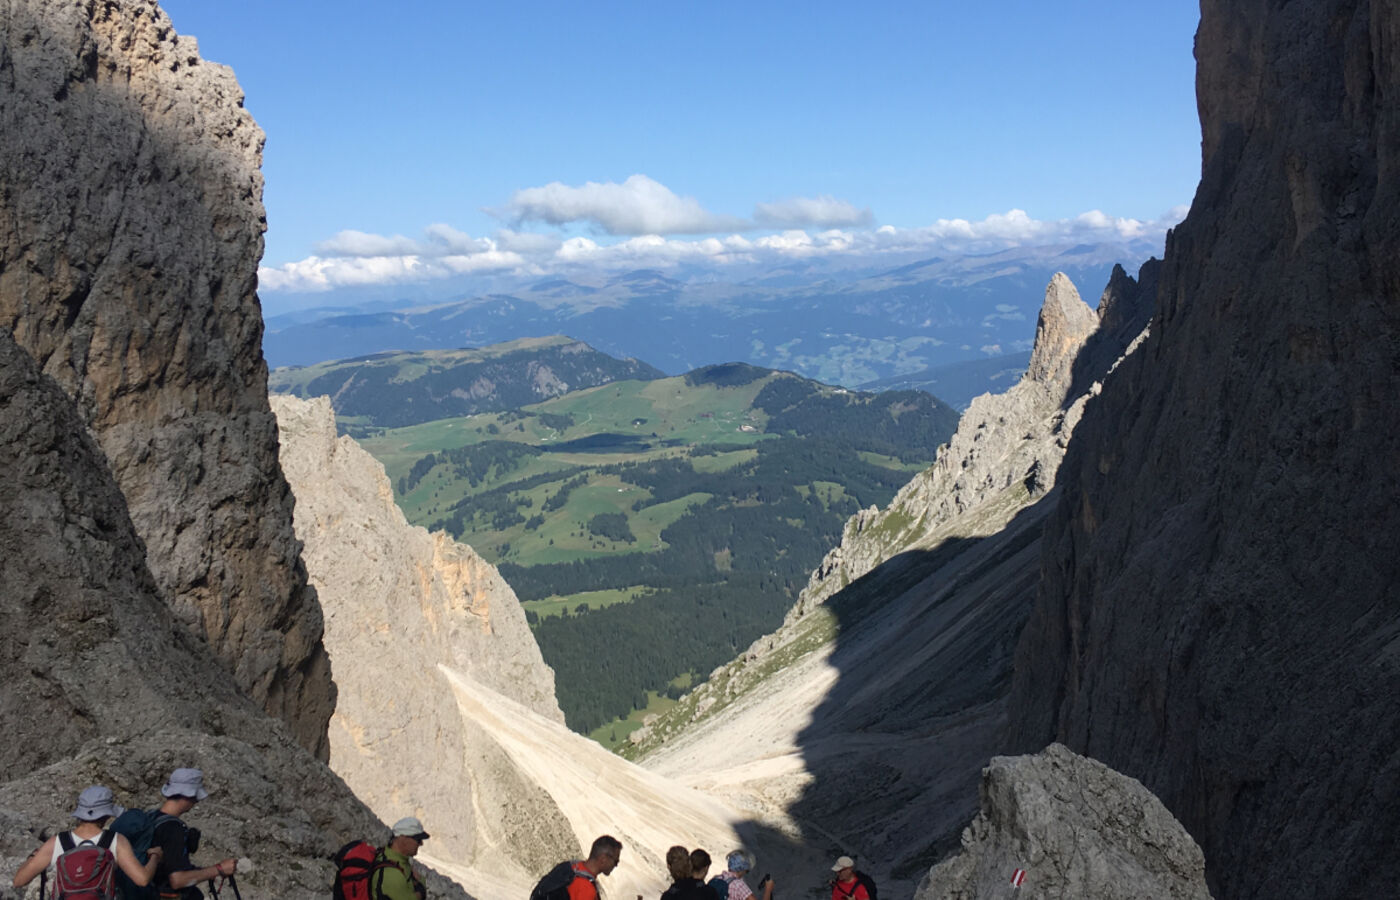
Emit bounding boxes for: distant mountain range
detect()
[262,242,1146,391]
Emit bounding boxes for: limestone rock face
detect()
[915,745,1211,900]
[0,329,467,900]
[0,0,331,755]
[1009,2,1400,898]
[794,269,1154,617]
[273,394,753,899]
[1025,273,1100,393]
[277,394,699,893]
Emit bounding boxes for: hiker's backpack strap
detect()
[59,832,76,853]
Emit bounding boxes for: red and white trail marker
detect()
[1011,868,1027,888]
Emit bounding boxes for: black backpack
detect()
[530,861,594,900]
[833,871,878,900]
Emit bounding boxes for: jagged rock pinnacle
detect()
[1026,272,1099,397]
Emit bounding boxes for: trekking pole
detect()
[206,874,222,900]
[226,874,244,900]
[38,869,47,900]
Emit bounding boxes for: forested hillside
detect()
[269,335,663,427]
[354,361,959,741]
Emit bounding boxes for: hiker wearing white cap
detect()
[829,855,876,900]
[710,849,773,900]
[145,767,236,899]
[12,785,163,896]
[373,817,430,900]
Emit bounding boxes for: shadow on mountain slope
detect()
[774,499,1053,894]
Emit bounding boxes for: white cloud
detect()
[258,246,524,293]
[494,228,563,254]
[260,206,1182,294]
[499,174,746,235]
[754,195,873,228]
[423,224,493,255]
[315,230,421,257]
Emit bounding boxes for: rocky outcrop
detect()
[272,395,753,899]
[0,0,331,754]
[1024,273,1100,391]
[0,328,468,900]
[1008,2,1400,898]
[793,269,1154,617]
[915,745,1210,900]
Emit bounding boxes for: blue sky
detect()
[162,1,1201,298]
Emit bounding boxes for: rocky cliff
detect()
[0,328,469,900]
[0,0,331,754]
[915,745,1210,900]
[272,394,573,883]
[1008,2,1400,898]
[272,394,760,899]
[638,269,1157,897]
[793,268,1153,617]
[0,2,470,896]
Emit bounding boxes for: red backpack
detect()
[332,840,398,900]
[53,830,117,900]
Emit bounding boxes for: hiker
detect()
[710,850,772,900]
[529,835,622,900]
[689,849,711,885]
[660,845,709,900]
[372,817,429,900]
[829,856,876,900]
[12,785,162,897]
[143,767,237,900]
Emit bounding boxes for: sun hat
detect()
[831,855,856,872]
[391,816,430,841]
[72,786,119,821]
[161,768,210,801]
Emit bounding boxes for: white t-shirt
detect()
[49,830,116,867]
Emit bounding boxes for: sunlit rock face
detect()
[0,0,331,756]
[1009,1,1400,897]
[794,266,1155,618]
[273,394,751,900]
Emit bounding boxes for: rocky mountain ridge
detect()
[792,265,1155,619]
[0,0,331,755]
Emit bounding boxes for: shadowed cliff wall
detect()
[1009,2,1400,897]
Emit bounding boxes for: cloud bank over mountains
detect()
[259,173,1186,294]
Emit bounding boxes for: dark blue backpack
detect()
[109,809,179,900]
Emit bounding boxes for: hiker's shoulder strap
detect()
[58,831,75,852]
[97,828,116,849]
